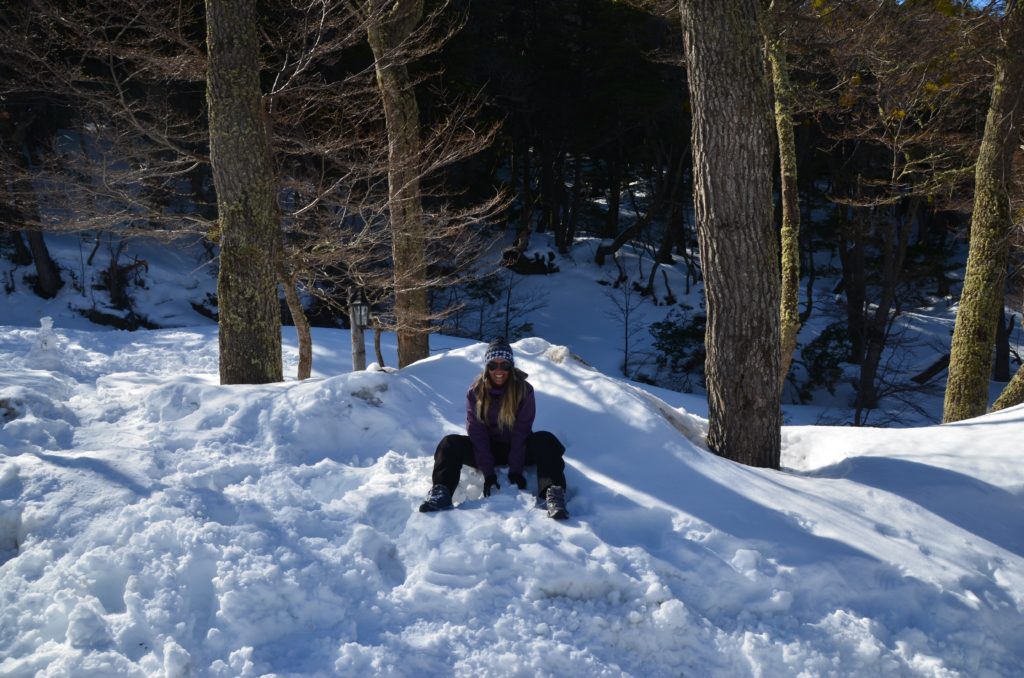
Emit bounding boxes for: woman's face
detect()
[487,360,512,387]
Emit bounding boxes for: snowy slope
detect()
[1,327,1022,677]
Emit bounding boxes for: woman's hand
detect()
[483,475,500,497]
[507,471,527,490]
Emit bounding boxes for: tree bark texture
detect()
[992,362,1024,412]
[206,0,283,385]
[680,0,781,468]
[766,8,801,395]
[943,1,1024,422]
[367,0,430,368]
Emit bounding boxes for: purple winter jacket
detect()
[465,378,536,478]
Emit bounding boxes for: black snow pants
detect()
[431,431,567,498]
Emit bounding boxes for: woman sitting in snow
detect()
[419,337,569,519]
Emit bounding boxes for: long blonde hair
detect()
[472,367,527,431]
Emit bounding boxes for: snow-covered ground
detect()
[1,320,1022,676]
[2,231,1024,675]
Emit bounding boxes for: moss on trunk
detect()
[943,3,1024,422]
[206,0,282,385]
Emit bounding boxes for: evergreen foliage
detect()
[649,307,707,391]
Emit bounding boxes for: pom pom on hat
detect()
[484,337,514,365]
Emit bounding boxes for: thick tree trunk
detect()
[11,138,64,298]
[943,2,1024,422]
[9,125,64,297]
[680,0,781,469]
[25,230,63,298]
[766,6,801,395]
[367,0,430,368]
[206,0,283,385]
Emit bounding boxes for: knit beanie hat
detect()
[484,337,514,366]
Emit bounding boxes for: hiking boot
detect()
[545,485,569,520]
[419,484,453,512]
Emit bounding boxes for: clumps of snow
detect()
[542,344,570,364]
[0,378,79,452]
[537,342,594,370]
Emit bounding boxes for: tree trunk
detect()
[646,226,676,297]
[508,131,532,256]
[280,265,312,380]
[350,318,367,371]
[766,3,801,395]
[538,140,564,236]
[855,209,913,423]
[800,228,815,325]
[911,353,950,385]
[25,230,63,298]
[943,2,1024,423]
[992,362,1024,412]
[367,0,430,368]
[594,188,666,266]
[11,137,64,298]
[680,0,781,469]
[645,152,686,296]
[518,131,533,236]
[206,0,283,385]
[374,324,386,368]
[9,231,32,266]
[838,213,867,364]
[564,153,583,249]
[932,212,953,297]
[605,151,622,238]
[993,309,1014,382]
[509,124,521,200]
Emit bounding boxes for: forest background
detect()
[2,0,1023,441]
